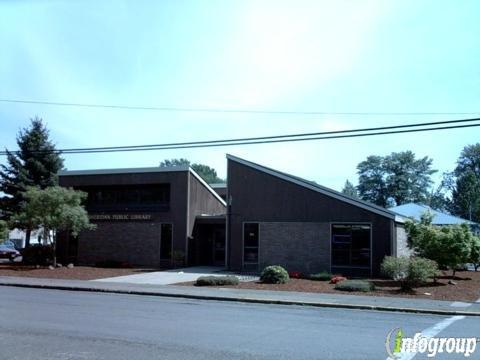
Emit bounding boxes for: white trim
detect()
[188,168,227,206]
[59,166,189,176]
[226,154,395,220]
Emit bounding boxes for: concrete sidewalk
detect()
[0,275,479,316]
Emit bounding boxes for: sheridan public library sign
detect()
[89,214,152,221]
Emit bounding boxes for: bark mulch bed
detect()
[0,263,156,280]
[178,270,480,302]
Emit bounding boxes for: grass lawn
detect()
[179,270,480,302]
[0,263,154,280]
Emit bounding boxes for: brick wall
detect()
[77,221,162,267]
[258,222,330,273]
[395,224,413,257]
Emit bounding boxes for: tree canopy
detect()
[356,151,436,207]
[0,220,8,243]
[159,158,224,184]
[341,180,359,199]
[0,118,64,220]
[11,186,95,265]
[405,214,479,275]
[450,144,480,222]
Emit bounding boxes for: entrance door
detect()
[160,224,173,266]
[213,227,225,266]
[331,224,371,275]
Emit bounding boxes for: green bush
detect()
[195,275,239,286]
[381,256,438,291]
[405,219,475,276]
[381,256,410,281]
[334,280,375,292]
[408,257,439,286]
[21,245,55,266]
[260,265,290,284]
[308,271,332,281]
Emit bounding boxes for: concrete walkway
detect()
[0,275,479,316]
[92,266,228,285]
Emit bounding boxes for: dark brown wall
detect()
[186,173,226,260]
[212,186,227,200]
[58,170,226,267]
[59,170,189,267]
[227,159,394,275]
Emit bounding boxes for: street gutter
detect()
[0,276,479,317]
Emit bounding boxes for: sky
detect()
[1,0,479,190]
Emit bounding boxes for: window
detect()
[85,184,170,211]
[243,223,259,264]
[332,224,370,268]
[160,224,173,261]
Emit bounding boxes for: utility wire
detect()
[1,98,479,116]
[1,119,479,156]
[47,123,480,154]
[19,117,478,153]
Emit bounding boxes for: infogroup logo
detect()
[385,328,478,358]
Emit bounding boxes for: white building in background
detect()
[8,228,43,248]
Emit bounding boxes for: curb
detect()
[1,281,479,317]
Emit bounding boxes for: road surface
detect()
[0,286,478,359]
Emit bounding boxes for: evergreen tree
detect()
[341,180,359,199]
[450,144,480,222]
[0,118,64,246]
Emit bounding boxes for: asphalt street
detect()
[0,286,478,360]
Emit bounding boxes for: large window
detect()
[160,224,173,261]
[332,224,371,268]
[243,223,259,265]
[85,184,170,211]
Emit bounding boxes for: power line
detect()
[20,117,477,153]
[1,118,479,156]
[50,123,480,154]
[1,98,479,116]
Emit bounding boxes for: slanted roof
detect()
[58,165,189,176]
[389,203,476,225]
[226,154,397,220]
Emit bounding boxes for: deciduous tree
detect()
[449,144,480,222]
[11,186,95,266]
[405,215,477,276]
[160,158,224,184]
[356,151,436,207]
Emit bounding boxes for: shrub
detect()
[406,219,474,276]
[308,271,332,281]
[21,244,55,266]
[195,275,239,286]
[381,256,438,291]
[408,257,439,286]
[334,280,375,292]
[381,256,410,281]
[469,236,480,271]
[260,265,289,284]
